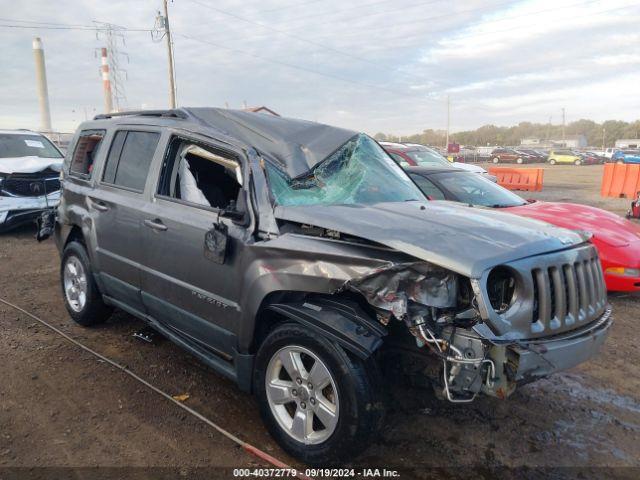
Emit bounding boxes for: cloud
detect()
[0,0,639,134]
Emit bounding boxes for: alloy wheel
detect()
[63,255,88,312]
[265,345,339,445]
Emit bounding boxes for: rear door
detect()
[90,128,162,313]
[139,133,250,358]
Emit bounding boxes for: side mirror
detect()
[204,223,228,264]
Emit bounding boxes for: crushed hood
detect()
[0,156,62,174]
[274,201,586,278]
[185,108,357,179]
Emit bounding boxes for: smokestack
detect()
[32,37,52,132]
[101,47,113,113]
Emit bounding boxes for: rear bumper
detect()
[511,307,612,383]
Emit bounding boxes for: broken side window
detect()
[157,137,242,210]
[265,134,424,206]
[69,130,105,178]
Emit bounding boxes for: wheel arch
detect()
[250,291,388,361]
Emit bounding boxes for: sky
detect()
[0,0,639,135]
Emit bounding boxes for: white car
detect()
[0,129,64,232]
[385,142,495,180]
[604,148,619,159]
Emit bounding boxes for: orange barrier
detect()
[601,163,640,199]
[488,167,544,192]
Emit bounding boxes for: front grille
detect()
[2,174,60,197]
[530,253,607,335]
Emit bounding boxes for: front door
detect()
[140,134,248,358]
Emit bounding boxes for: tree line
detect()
[374,119,640,148]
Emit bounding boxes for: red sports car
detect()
[407,166,640,292]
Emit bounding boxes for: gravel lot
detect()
[1,164,639,478]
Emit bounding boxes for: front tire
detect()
[254,322,384,465]
[61,241,112,326]
[516,157,523,164]
[549,159,556,165]
[492,157,500,164]
[574,159,582,166]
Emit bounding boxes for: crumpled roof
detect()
[185,108,358,179]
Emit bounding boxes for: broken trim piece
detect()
[342,262,459,321]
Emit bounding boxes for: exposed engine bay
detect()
[343,255,611,403]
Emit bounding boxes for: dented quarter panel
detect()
[236,232,411,351]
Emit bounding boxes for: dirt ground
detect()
[1,164,639,479]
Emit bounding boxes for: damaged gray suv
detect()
[52,109,612,463]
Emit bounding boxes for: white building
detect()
[615,139,640,149]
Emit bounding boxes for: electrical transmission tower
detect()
[94,21,129,111]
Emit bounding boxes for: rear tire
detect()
[574,159,582,166]
[61,241,112,326]
[549,159,556,165]
[254,322,384,465]
[516,157,523,164]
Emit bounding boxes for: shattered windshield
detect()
[0,134,62,159]
[266,134,424,206]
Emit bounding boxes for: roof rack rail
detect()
[93,109,188,120]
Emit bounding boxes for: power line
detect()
[442,2,640,42]
[184,0,385,66]
[327,0,608,42]
[176,31,436,101]
[0,22,152,32]
[252,0,325,14]
[184,0,445,45]
[266,0,446,27]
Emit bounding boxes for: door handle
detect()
[89,198,109,212]
[144,219,168,232]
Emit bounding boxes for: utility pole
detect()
[32,37,52,132]
[162,0,176,108]
[561,107,566,142]
[445,95,450,150]
[602,127,606,151]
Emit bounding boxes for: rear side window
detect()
[102,130,160,191]
[70,130,105,177]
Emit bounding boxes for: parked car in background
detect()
[380,142,495,179]
[0,129,64,232]
[516,149,546,162]
[474,146,496,161]
[573,151,603,165]
[49,108,611,463]
[407,166,640,292]
[605,148,619,159]
[547,149,583,165]
[584,151,607,164]
[612,150,640,164]
[490,148,535,164]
